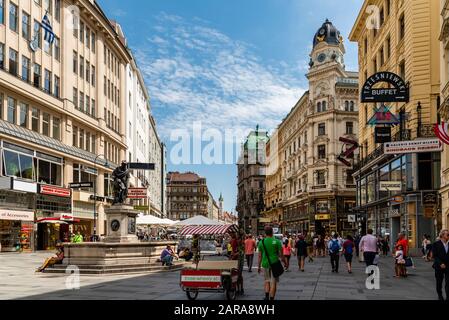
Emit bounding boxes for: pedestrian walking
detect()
[258,226,284,301]
[394,245,406,278]
[295,235,308,272]
[282,239,292,271]
[328,233,341,273]
[422,235,432,262]
[359,229,378,267]
[313,235,319,257]
[343,235,355,274]
[432,229,449,301]
[305,233,314,262]
[244,234,256,272]
[382,237,390,256]
[395,232,410,274]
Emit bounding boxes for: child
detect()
[283,239,292,271]
[394,245,406,278]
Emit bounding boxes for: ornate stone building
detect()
[265,20,359,237]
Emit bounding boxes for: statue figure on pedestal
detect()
[112,161,130,205]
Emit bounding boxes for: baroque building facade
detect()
[350,0,441,252]
[264,20,359,237]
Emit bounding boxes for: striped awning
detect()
[179,224,239,236]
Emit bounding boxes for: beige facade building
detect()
[439,0,449,231]
[350,0,441,251]
[265,20,359,237]
[0,0,131,251]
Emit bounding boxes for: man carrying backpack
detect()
[328,233,342,273]
[343,235,355,274]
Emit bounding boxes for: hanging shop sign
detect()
[375,127,392,143]
[422,192,438,206]
[134,205,150,211]
[315,214,331,221]
[379,181,402,192]
[69,182,94,188]
[368,105,400,126]
[56,212,74,222]
[384,139,443,155]
[337,137,359,167]
[39,185,71,198]
[347,215,356,223]
[361,72,409,103]
[391,196,405,204]
[434,122,449,145]
[127,188,148,199]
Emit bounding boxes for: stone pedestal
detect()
[104,204,138,243]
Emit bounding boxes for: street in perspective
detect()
[1,0,449,308]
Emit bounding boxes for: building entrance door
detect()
[315,221,330,237]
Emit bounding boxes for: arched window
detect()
[317,102,322,113]
[350,101,355,111]
[322,101,327,111]
[345,101,349,111]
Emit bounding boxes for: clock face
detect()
[111,220,120,232]
[319,28,326,36]
[317,53,326,63]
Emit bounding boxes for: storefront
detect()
[0,209,34,252]
[36,185,72,250]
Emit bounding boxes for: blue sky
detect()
[98,0,364,212]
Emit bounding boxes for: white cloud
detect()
[133,14,306,141]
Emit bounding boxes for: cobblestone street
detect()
[0,252,438,300]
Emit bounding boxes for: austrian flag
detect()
[434,122,449,145]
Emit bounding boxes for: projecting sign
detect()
[384,139,443,155]
[347,215,356,223]
[39,185,71,198]
[375,127,392,143]
[379,181,402,191]
[69,182,94,188]
[315,214,331,221]
[127,188,148,199]
[128,163,155,170]
[361,72,409,103]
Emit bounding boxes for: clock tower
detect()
[308,19,345,70]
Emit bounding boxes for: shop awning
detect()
[179,224,239,236]
[36,218,80,224]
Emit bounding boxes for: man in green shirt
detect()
[258,226,283,300]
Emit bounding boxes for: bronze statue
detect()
[112,161,130,204]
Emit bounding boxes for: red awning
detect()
[179,224,239,236]
[36,217,81,224]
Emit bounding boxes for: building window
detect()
[91,99,96,117]
[364,37,368,55]
[380,47,384,66]
[33,20,41,48]
[31,107,39,132]
[19,103,28,128]
[86,95,90,114]
[86,27,90,49]
[37,157,62,186]
[44,69,52,93]
[9,2,18,32]
[318,145,326,160]
[379,6,384,26]
[54,75,60,98]
[79,56,84,79]
[79,92,84,112]
[33,63,41,88]
[316,170,325,185]
[399,60,405,80]
[73,51,78,74]
[79,21,84,44]
[373,57,377,73]
[2,149,34,180]
[73,88,78,108]
[318,123,326,136]
[86,132,90,152]
[54,37,60,61]
[91,32,96,53]
[79,129,84,149]
[42,113,50,136]
[52,117,60,140]
[9,49,18,76]
[0,0,4,25]
[350,101,355,111]
[317,102,322,113]
[22,11,30,40]
[55,0,61,22]
[386,0,391,16]
[72,126,77,147]
[91,66,96,86]
[386,36,391,58]
[399,14,405,41]
[22,56,30,82]
[7,97,16,124]
[86,63,90,83]
[43,0,52,15]
[346,122,354,135]
[92,134,96,153]
[0,43,4,69]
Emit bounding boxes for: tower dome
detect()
[313,19,342,48]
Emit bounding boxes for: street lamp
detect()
[93,154,109,242]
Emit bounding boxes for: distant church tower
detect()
[219,193,224,221]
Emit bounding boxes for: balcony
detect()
[417,124,436,139]
[353,144,384,172]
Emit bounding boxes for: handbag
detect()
[404,257,414,267]
[262,239,284,278]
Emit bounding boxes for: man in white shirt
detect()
[359,229,378,267]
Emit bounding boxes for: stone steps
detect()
[43,261,187,275]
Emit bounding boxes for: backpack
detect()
[330,239,340,253]
[345,243,353,255]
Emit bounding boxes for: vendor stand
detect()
[179,224,240,300]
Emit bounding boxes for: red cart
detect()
[179,224,240,300]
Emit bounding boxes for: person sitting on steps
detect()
[160,245,178,266]
[36,242,64,272]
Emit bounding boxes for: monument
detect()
[46,161,182,274]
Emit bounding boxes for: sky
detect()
[98,0,364,213]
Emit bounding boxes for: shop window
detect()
[3,149,34,180]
